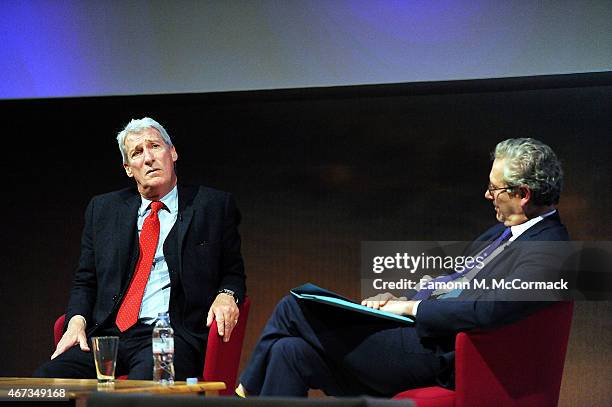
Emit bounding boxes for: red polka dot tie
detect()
[116,201,164,332]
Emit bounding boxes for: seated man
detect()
[35,117,246,380]
[237,137,568,397]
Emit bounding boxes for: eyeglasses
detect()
[487,183,516,198]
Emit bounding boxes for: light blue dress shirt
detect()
[137,185,178,323]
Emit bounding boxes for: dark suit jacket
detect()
[416,211,569,338]
[414,212,570,386]
[64,185,246,352]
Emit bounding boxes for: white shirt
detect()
[508,209,556,241]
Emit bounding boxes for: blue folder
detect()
[290,283,415,325]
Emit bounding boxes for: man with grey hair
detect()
[486,138,563,226]
[35,117,246,380]
[236,137,569,397]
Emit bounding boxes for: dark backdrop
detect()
[1,72,611,405]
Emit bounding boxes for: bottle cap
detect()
[186,377,198,385]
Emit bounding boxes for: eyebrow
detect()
[128,138,163,150]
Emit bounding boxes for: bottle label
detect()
[153,337,174,353]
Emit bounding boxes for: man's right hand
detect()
[51,315,90,359]
[361,292,406,309]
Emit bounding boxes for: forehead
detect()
[124,127,164,149]
[489,158,506,184]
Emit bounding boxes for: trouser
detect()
[33,321,204,380]
[240,295,441,397]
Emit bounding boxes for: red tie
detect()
[116,201,165,332]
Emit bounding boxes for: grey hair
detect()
[493,138,563,205]
[116,117,173,163]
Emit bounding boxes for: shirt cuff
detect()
[412,300,422,316]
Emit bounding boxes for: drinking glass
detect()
[91,336,119,383]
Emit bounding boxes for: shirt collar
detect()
[138,185,178,216]
[509,209,556,241]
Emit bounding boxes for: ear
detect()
[518,186,531,207]
[171,146,178,163]
[123,162,134,178]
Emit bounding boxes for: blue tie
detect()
[411,227,512,300]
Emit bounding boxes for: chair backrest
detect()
[53,314,66,347]
[203,296,251,396]
[454,302,573,407]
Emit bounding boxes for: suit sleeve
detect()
[415,300,548,338]
[64,198,98,329]
[219,193,247,303]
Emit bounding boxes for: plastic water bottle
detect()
[152,312,175,384]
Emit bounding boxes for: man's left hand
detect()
[206,293,240,342]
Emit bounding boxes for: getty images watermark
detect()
[360,241,612,301]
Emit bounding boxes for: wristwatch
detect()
[217,288,239,304]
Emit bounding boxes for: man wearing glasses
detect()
[237,138,569,397]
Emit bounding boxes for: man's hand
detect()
[380,300,418,316]
[361,293,417,316]
[51,315,89,359]
[206,293,240,343]
[361,292,406,309]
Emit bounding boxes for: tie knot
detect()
[150,201,164,213]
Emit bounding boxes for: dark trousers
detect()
[33,322,204,380]
[239,295,441,397]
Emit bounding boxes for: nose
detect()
[143,147,154,164]
[484,188,493,200]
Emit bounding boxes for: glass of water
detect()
[92,336,119,383]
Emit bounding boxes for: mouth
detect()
[146,169,160,175]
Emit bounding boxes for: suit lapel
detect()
[117,189,141,286]
[176,185,198,279]
[513,211,563,242]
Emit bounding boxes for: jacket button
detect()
[112,295,118,301]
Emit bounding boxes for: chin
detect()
[143,178,165,188]
[138,181,161,192]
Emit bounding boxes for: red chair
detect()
[53,297,250,396]
[393,302,573,407]
[203,297,251,395]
